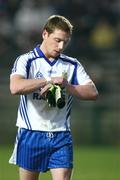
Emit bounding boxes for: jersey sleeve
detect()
[10,55,28,78]
[73,60,92,85]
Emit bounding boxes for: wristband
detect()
[45,77,52,84]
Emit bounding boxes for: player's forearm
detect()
[10,76,47,95]
[66,82,98,100]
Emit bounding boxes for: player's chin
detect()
[53,51,60,57]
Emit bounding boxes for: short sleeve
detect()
[10,55,28,78]
[75,61,92,85]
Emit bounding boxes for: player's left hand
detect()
[51,77,68,88]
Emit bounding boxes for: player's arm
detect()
[51,77,98,100]
[40,77,98,100]
[10,74,47,95]
[66,81,98,100]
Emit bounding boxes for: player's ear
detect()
[42,30,49,40]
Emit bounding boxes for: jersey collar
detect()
[35,45,59,66]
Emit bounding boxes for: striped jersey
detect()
[10,45,91,131]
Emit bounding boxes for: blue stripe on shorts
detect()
[16,128,73,172]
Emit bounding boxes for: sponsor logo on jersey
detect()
[33,92,46,100]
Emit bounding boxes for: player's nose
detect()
[58,41,64,51]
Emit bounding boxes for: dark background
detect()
[1,0,120,146]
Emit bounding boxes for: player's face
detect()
[42,29,71,59]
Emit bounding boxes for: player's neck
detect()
[40,44,55,62]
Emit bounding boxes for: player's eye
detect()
[55,38,61,42]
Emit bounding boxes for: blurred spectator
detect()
[13,0,56,52]
[14,0,56,33]
[89,19,117,49]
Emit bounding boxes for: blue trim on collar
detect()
[35,45,59,66]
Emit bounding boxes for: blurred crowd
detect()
[0,0,120,66]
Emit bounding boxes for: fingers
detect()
[40,77,68,97]
[40,84,52,96]
[51,77,68,87]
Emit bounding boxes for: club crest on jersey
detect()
[35,71,44,79]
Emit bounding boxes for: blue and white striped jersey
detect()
[10,45,91,131]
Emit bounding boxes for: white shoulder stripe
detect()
[34,48,39,57]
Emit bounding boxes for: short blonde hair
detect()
[43,15,73,35]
